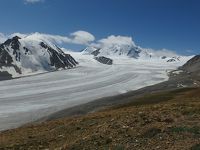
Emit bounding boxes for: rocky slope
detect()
[180,55,200,75]
[0,36,78,79]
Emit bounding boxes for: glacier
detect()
[0,51,191,131]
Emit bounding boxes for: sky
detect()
[0,0,199,55]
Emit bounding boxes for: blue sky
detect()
[0,0,199,55]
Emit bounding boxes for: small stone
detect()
[156,146,160,149]
[58,135,64,138]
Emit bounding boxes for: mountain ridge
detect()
[82,44,187,63]
[0,36,78,79]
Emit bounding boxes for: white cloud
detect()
[24,32,71,44]
[0,31,179,56]
[96,35,136,48]
[144,48,178,57]
[9,33,28,38]
[24,0,44,4]
[0,33,7,43]
[26,31,95,46]
[70,31,95,45]
[7,31,95,46]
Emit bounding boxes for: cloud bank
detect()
[0,31,178,56]
[97,35,136,48]
[0,31,95,46]
[70,31,95,45]
[143,48,178,57]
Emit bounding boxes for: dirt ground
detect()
[0,88,200,150]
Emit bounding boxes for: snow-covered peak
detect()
[81,35,190,63]
[84,45,193,65]
[82,35,141,57]
[83,44,152,59]
[0,36,78,78]
[20,33,60,50]
[82,43,187,63]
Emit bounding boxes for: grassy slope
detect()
[0,88,200,150]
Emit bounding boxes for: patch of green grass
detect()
[114,92,175,109]
[191,144,200,150]
[170,126,200,135]
[113,88,197,109]
[103,145,125,150]
[169,87,196,94]
[113,144,125,150]
[181,108,200,116]
[142,128,162,138]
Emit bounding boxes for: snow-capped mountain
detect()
[0,32,192,80]
[82,35,145,58]
[82,44,143,58]
[0,36,78,78]
[82,44,183,62]
[0,34,195,131]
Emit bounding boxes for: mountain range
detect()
[0,34,195,80]
[0,34,198,132]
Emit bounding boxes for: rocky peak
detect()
[3,36,21,50]
[40,42,78,69]
[0,37,78,79]
[181,55,200,73]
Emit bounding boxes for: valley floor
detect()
[0,88,200,150]
[0,54,184,131]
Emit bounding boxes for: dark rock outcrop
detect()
[91,49,100,56]
[95,56,113,65]
[40,42,78,69]
[0,36,22,74]
[0,71,12,80]
[167,59,176,62]
[162,56,167,59]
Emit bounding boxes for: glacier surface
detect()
[0,52,190,131]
